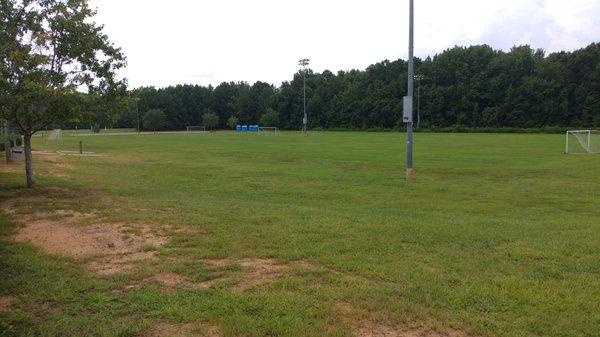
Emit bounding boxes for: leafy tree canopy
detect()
[143,109,166,132]
[202,112,219,131]
[0,0,126,187]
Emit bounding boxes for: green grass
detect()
[1,131,599,337]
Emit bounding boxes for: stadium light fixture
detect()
[298,58,310,135]
[414,74,424,129]
[403,0,415,181]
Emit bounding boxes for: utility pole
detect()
[414,74,424,129]
[135,98,140,134]
[403,0,415,181]
[298,58,310,135]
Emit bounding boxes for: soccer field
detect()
[1,131,599,337]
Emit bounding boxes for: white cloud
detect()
[88,0,600,88]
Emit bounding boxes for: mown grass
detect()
[1,131,599,337]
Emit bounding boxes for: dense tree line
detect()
[102,43,599,131]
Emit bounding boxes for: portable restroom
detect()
[242,125,248,132]
[236,125,242,132]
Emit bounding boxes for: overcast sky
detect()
[89,0,600,88]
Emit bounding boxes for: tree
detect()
[260,108,279,127]
[0,0,126,188]
[202,112,219,132]
[143,109,166,132]
[227,116,239,129]
[97,43,599,133]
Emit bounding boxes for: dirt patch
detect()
[0,295,13,313]
[356,325,466,337]
[9,207,166,275]
[152,272,214,290]
[141,258,313,293]
[335,302,469,337]
[148,322,220,337]
[0,163,22,173]
[202,258,291,292]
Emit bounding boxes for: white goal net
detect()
[566,130,599,154]
[47,129,62,141]
[186,126,206,132]
[258,127,279,133]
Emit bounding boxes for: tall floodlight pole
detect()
[299,58,310,135]
[414,74,424,129]
[134,98,140,134]
[403,0,415,181]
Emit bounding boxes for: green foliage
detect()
[202,112,219,131]
[0,0,125,187]
[143,109,166,132]
[0,0,126,135]
[227,116,239,129]
[259,108,279,127]
[113,43,599,132]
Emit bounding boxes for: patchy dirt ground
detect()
[0,295,13,313]
[14,213,166,274]
[147,322,220,337]
[336,302,469,337]
[2,189,167,276]
[123,258,312,293]
[355,325,467,337]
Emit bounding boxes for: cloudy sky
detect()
[89,0,600,88]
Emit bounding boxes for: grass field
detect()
[1,131,599,337]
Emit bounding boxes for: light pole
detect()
[414,74,424,129]
[134,98,140,134]
[298,58,310,135]
[403,0,415,181]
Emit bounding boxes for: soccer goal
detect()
[566,130,599,154]
[186,126,206,132]
[47,129,62,141]
[258,127,279,133]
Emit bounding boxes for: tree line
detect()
[100,43,599,132]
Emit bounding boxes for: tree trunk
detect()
[3,122,11,164]
[23,132,35,188]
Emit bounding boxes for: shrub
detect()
[143,109,167,132]
[202,112,219,132]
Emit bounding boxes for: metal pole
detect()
[298,59,310,135]
[417,77,421,129]
[135,98,140,135]
[588,130,591,154]
[303,69,307,134]
[405,0,415,181]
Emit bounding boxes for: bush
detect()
[227,116,239,130]
[259,109,279,127]
[202,112,219,132]
[143,109,166,132]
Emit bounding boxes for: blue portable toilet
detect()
[242,125,248,132]
[250,125,257,132]
[236,125,242,132]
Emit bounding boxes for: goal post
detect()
[186,126,206,132]
[258,127,279,133]
[47,129,62,141]
[566,130,599,154]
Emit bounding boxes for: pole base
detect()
[405,168,413,182]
